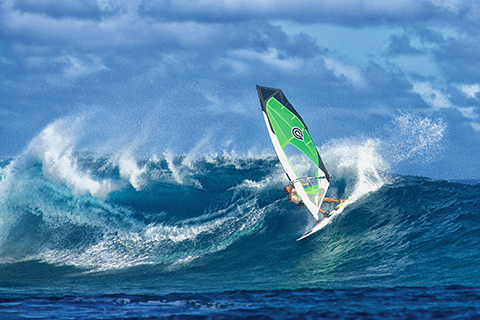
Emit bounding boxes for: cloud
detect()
[1,1,224,51]
[456,106,477,120]
[3,0,480,57]
[59,55,107,81]
[459,84,480,99]
[471,122,480,131]
[140,0,479,25]
[323,57,367,88]
[222,47,367,89]
[412,82,453,111]
[430,35,480,84]
[3,0,480,32]
[226,48,304,74]
[388,34,422,55]
[12,0,102,18]
[412,82,480,131]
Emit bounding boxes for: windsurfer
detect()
[284,185,344,218]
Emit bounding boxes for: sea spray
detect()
[323,138,388,201]
[321,113,447,203]
[115,150,148,191]
[381,113,446,164]
[163,151,185,185]
[22,117,124,198]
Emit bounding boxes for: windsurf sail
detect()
[257,85,330,221]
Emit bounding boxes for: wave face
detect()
[1,152,480,293]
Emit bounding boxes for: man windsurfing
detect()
[284,185,343,218]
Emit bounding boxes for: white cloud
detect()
[224,48,367,88]
[218,57,250,76]
[412,82,453,110]
[323,57,367,88]
[60,55,107,80]
[470,122,480,132]
[413,82,479,129]
[427,0,457,11]
[456,106,478,120]
[459,84,480,99]
[96,0,123,13]
[227,48,304,74]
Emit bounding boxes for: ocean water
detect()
[1,119,480,319]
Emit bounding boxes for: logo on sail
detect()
[292,127,304,141]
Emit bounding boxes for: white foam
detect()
[163,151,185,185]
[34,195,263,272]
[0,160,17,247]
[23,117,124,198]
[323,137,389,202]
[116,150,147,190]
[321,113,446,202]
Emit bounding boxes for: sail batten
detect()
[257,85,330,221]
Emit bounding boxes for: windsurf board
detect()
[297,199,348,241]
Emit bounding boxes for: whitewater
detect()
[1,113,480,318]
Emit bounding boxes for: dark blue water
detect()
[1,286,480,319]
[1,139,480,318]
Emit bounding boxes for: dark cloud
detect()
[139,0,441,26]
[13,0,103,19]
[435,39,480,83]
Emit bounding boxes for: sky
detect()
[1,0,480,179]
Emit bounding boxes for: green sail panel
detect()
[257,85,330,221]
[265,97,320,168]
